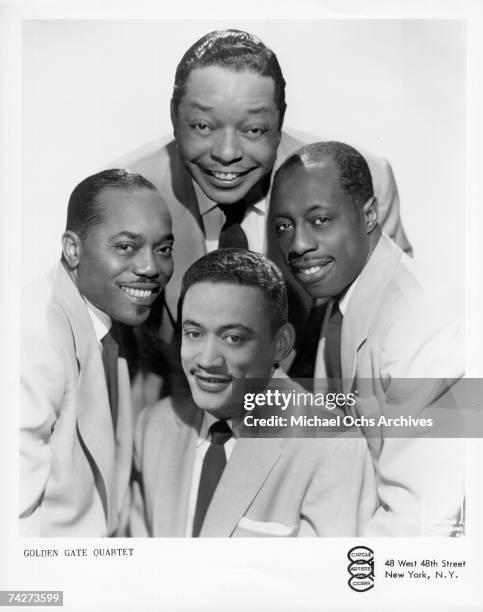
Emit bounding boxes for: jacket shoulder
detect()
[107,135,175,186]
[21,268,74,351]
[377,249,459,323]
[281,128,391,168]
[139,394,198,436]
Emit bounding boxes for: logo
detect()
[347,546,375,592]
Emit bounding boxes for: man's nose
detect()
[211,128,243,165]
[133,248,160,278]
[289,223,319,257]
[196,336,224,369]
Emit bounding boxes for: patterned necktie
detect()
[192,420,233,537]
[101,324,120,432]
[218,202,249,249]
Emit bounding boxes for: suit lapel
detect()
[76,352,118,533]
[200,437,282,537]
[341,235,403,393]
[152,399,202,536]
[313,303,331,393]
[50,264,118,532]
[162,142,206,320]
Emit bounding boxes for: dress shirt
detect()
[185,412,237,536]
[338,277,359,316]
[194,182,266,254]
[85,299,112,344]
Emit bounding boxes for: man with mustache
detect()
[269,141,464,536]
[130,249,376,537]
[113,28,411,401]
[20,169,174,536]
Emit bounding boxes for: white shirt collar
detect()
[197,412,235,447]
[251,199,266,215]
[338,277,359,316]
[194,180,265,216]
[85,299,112,342]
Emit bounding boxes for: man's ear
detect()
[273,118,282,148]
[274,130,282,149]
[278,104,287,133]
[273,322,296,364]
[363,195,378,234]
[61,231,82,272]
[170,99,178,136]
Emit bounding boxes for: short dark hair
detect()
[171,29,286,129]
[65,169,157,241]
[180,248,288,335]
[273,141,374,208]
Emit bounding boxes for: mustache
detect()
[287,253,333,265]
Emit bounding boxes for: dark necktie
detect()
[324,299,343,392]
[288,300,328,389]
[192,420,233,537]
[218,203,249,249]
[101,324,120,432]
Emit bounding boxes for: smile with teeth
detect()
[300,265,322,275]
[120,286,157,298]
[195,372,231,383]
[292,260,333,279]
[204,168,249,181]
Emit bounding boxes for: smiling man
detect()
[20,169,174,536]
[173,66,280,210]
[113,29,411,401]
[130,249,376,537]
[269,142,465,536]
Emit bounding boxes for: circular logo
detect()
[347,546,375,592]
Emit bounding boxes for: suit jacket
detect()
[130,391,377,537]
[314,233,465,536]
[112,130,411,348]
[20,263,133,536]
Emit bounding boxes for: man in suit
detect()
[113,29,412,402]
[130,248,377,537]
[269,141,465,536]
[20,169,174,536]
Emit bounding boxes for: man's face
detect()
[181,281,279,418]
[270,161,370,299]
[74,187,173,326]
[174,66,281,205]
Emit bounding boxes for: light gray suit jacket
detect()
[130,392,377,537]
[20,263,133,536]
[314,234,465,536]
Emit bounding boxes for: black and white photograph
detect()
[1,1,482,610]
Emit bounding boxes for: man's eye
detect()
[274,222,293,235]
[313,217,329,226]
[156,244,173,256]
[183,330,202,340]
[191,122,212,133]
[243,126,267,139]
[224,334,243,345]
[116,243,135,253]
